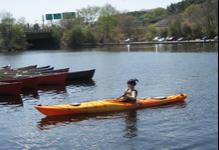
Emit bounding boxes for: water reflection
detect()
[93,43,218,52]
[66,79,96,87]
[22,89,39,99]
[37,85,67,94]
[0,95,23,106]
[124,110,138,139]
[127,44,131,52]
[21,80,95,100]
[37,110,137,132]
[151,101,187,110]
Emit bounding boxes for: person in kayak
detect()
[119,79,139,102]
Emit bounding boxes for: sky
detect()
[0,0,182,23]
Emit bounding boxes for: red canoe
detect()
[1,76,39,88]
[18,77,39,88]
[37,73,68,85]
[0,82,22,95]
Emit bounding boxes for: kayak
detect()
[35,93,187,117]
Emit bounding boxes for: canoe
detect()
[34,67,54,72]
[17,65,37,70]
[67,69,95,81]
[1,76,39,88]
[18,76,39,88]
[37,66,50,70]
[0,82,22,95]
[42,68,69,74]
[1,65,11,69]
[1,65,42,72]
[36,73,68,85]
[0,67,54,75]
[0,66,11,71]
[35,93,187,117]
[0,71,67,86]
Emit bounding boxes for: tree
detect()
[167,0,206,14]
[77,6,101,25]
[181,0,218,37]
[168,17,182,37]
[33,23,40,31]
[0,12,26,51]
[97,4,118,43]
[144,8,167,24]
[202,0,218,37]
[116,15,139,38]
[159,28,168,38]
[181,23,193,39]
[84,27,97,44]
[100,4,118,16]
[62,26,86,48]
[145,25,158,40]
[192,25,203,38]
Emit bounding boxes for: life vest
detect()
[125,89,138,97]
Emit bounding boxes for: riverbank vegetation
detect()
[0,13,27,51]
[0,0,218,51]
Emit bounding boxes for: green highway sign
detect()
[46,14,53,20]
[45,12,76,20]
[54,13,62,20]
[63,12,76,19]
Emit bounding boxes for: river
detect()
[0,43,218,150]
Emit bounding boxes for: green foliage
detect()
[167,0,206,14]
[97,15,117,42]
[84,28,97,44]
[192,25,203,38]
[49,25,63,48]
[167,0,218,38]
[77,6,101,25]
[168,18,183,37]
[145,25,158,40]
[61,25,97,48]
[144,8,167,24]
[117,15,140,38]
[97,4,118,43]
[62,26,86,48]
[100,4,118,17]
[0,12,27,51]
[181,23,192,38]
[159,28,168,37]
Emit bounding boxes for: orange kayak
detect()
[35,93,187,117]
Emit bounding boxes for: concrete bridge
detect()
[25,30,59,50]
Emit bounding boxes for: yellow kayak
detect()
[35,93,187,117]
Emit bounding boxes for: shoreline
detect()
[99,40,218,46]
[0,40,218,52]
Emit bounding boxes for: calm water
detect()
[0,44,218,150]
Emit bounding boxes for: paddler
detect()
[119,79,139,102]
